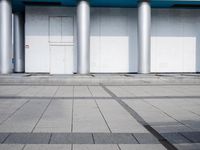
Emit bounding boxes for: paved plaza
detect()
[0,74,199,149]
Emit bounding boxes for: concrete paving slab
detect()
[107,86,135,97]
[35,86,58,98]
[121,86,151,97]
[93,133,138,144]
[0,86,27,96]
[134,133,159,144]
[181,132,200,143]
[0,133,9,143]
[73,144,119,150]
[96,100,148,133]
[34,100,72,132]
[161,133,190,144]
[73,100,109,132]
[74,86,92,97]
[17,86,43,97]
[50,133,93,144]
[123,100,178,126]
[0,100,50,132]
[175,143,200,150]
[4,133,51,144]
[0,100,28,123]
[89,86,111,97]
[153,125,195,133]
[24,144,71,150]
[119,144,167,150]
[54,86,73,97]
[0,144,24,150]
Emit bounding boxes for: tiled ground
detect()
[0,81,199,149]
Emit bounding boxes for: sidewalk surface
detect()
[0,74,199,150]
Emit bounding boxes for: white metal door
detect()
[50,45,73,74]
[50,45,65,74]
[49,16,74,74]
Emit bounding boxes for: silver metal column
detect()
[0,0,12,74]
[77,0,90,74]
[14,12,25,73]
[138,0,151,74]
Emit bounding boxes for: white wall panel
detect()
[151,9,200,73]
[90,8,138,73]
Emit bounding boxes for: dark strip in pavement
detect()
[0,132,196,144]
[101,85,178,150]
[0,133,160,144]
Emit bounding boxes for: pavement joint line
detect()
[1,96,200,100]
[1,133,10,144]
[117,144,122,150]
[48,133,53,144]
[21,144,26,150]
[142,99,195,131]
[71,86,75,132]
[131,133,140,144]
[1,83,200,86]
[87,86,112,133]
[100,84,178,150]
[178,132,195,143]
[91,133,95,144]
[31,86,60,132]
[0,100,30,126]
[187,108,200,118]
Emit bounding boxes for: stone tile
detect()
[93,133,138,144]
[50,133,93,144]
[0,100,50,132]
[73,100,109,132]
[54,86,73,97]
[134,133,159,144]
[181,132,200,143]
[89,86,111,97]
[0,100,27,123]
[161,133,190,144]
[119,144,167,150]
[0,144,24,150]
[96,100,148,133]
[24,144,71,150]
[107,86,135,97]
[34,100,72,132]
[153,125,195,133]
[17,86,44,97]
[35,86,58,97]
[0,133,9,143]
[122,86,151,97]
[123,100,179,126]
[175,143,200,150]
[0,86,27,96]
[74,86,92,97]
[73,144,119,150]
[4,133,51,144]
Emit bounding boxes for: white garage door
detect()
[151,9,199,73]
[90,8,138,73]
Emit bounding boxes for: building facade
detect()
[1,0,200,74]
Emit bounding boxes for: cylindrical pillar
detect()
[14,12,25,73]
[138,0,151,74]
[77,0,90,74]
[0,0,12,74]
